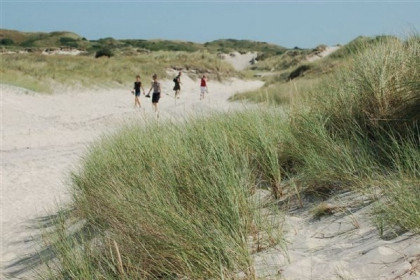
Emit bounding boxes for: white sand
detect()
[251,190,420,279]
[306,45,340,62]
[42,48,85,55]
[219,51,258,71]
[2,72,419,279]
[1,75,263,278]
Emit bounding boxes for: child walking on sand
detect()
[131,75,145,108]
[173,71,182,99]
[147,74,162,114]
[200,75,208,100]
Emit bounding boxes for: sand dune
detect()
[251,190,420,279]
[1,75,263,278]
[219,51,258,71]
[2,72,419,279]
[307,45,340,62]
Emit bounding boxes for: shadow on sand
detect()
[3,210,91,279]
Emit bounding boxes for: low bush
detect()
[95,48,114,58]
[59,37,79,48]
[287,64,311,80]
[0,38,15,45]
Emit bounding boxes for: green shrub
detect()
[95,48,114,58]
[0,38,15,45]
[59,37,79,48]
[20,39,35,47]
[121,39,201,52]
[287,64,311,80]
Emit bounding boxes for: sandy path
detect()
[1,76,264,278]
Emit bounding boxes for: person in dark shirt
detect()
[173,71,182,99]
[131,75,145,108]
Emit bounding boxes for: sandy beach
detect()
[2,70,419,279]
[1,74,264,278]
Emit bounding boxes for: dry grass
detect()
[0,51,237,93]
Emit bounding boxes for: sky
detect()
[1,0,419,48]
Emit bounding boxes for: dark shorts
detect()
[152,92,161,103]
[173,84,180,91]
[135,91,141,97]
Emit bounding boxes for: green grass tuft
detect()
[43,110,287,279]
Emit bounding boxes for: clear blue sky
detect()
[1,0,419,48]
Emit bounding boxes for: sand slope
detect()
[307,45,340,62]
[219,51,258,71]
[251,190,420,279]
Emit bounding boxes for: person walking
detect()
[147,74,162,114]
[131,75,145,108]
[173,71,182,99]
[200,75,208,100]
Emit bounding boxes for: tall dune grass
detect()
[40,35,419,279]
[287,35,419,231]
[305,36,419,138]
[230,78,321,106]
[43,110,287,279]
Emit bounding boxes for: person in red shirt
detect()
[200,75,208,100]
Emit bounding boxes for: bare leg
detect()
[152,103,160,119]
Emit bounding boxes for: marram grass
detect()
[39,35,420,279]
[288,35,420,232]
[43,109,287,279]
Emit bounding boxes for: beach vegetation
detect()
[281,35,419,235]
[59,37,79,48]
[3,29,418,278]
[42,110,286,279]
[95,48,114,58]
[0,38,15,45]
[0,50,236,93]
[0,29,290,60]
[204,39,287,59]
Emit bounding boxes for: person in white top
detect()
[147,74,162,113]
